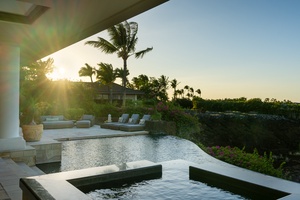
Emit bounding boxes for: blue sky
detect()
[44,0,300,102]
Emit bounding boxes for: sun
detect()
[47,67,66,80]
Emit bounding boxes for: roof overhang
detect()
[0,0,168,65]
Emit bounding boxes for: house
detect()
[95,83,144,101]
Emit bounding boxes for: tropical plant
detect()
[184,85,190,99]
[189,87,194,98]
[196,89,201,97]
[170,79,180,100]
[21,58,54,82]
[78,63,95,82]
[85,21,153,106]
[96,63,117,104]
[204,146,288,179]
[115,67,129,86]
[156,101,200,137]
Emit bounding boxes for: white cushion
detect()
[46,117,59,121]
[118,117,123,123]
[139,119,146,125]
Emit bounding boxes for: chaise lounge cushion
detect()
[41,115,74,129]
[119,115,151,132]
[100,114,130,129]
[76,115,95,128]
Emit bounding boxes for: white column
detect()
[0,44,26,151]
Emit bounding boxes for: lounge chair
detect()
[76,114,95,128]
[100,113,130,129]
[119,114,151,132]
[109,114,140,130]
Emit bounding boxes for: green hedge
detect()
[193,97,300,119]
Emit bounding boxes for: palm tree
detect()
[184,85,190,99]
[196,89,201,97]
[85,21,153,106]
[78,63,95,83]
[96,63,117,104]
[189,87,194,99]
[115,68,129,86]
[170,79,180,100]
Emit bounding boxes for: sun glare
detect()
[47,67,66,80]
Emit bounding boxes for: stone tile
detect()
[9,152,23,158]
[23,150,35,157]
[6,190,21,200]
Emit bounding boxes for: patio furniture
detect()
[100,113,130,129]
[76,115,95,128]
[41,115,74,129]
[120,115,151,132]
[109,114,140,130]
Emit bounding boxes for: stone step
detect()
[16,162,45,177]
[0,158,46,200]
[2,158,26,178]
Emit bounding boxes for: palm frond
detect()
[135,47,153,59]
[85,37,117,54]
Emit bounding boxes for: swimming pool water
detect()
[42,135,210,172]
[86,161,246,200]
[37,135,247,199]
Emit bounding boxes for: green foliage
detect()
[205,146,288,179]
[156,102,200,137]
[193,97,300,119]
[174,98,193,109]
[35,102,52,116]
[90,102,122,117]
[65,108,85,120]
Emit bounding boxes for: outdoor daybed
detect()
[100,114,141,130]
[41,115,74,129]
[119,115,151,132]
[110,114,140,130]
[76,115,95,128]
[100,113,130,129]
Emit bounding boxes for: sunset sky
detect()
[43,0,300,102]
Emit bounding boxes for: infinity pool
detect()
[37,135,247,199]
[39,135,213,172]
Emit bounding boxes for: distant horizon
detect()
[43,0,300,103]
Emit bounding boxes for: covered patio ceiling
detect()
[0,0,168,65]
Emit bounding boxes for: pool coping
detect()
[188,160,300,200]
[20,159,300,200]
[20,160,162,200]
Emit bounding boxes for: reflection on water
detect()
[60,135,207,172]
[87,160,246,200]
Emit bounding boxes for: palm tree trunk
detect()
[122,59,127,107]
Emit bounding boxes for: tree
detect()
[170,79,180,100]
[115,67,129,86]
[189,87,194,98]
[184,85,190,99]
[85,21,153,106]
[21,58,54,82]
[96,63,117,104]
[196,89,201,97]
[78,63,95,83]
[131,74,149,90]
